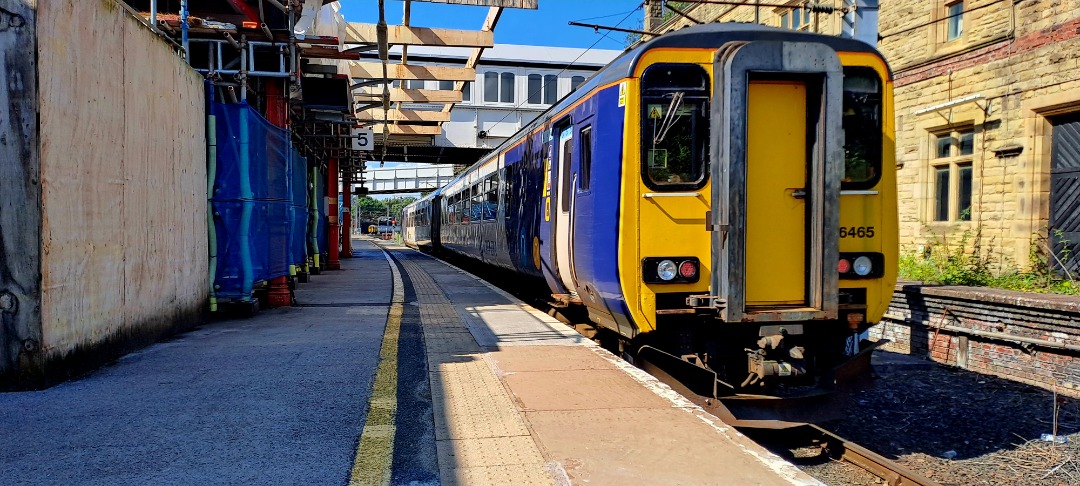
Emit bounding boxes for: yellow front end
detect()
[619,48,715,336]
[617,48,897,336]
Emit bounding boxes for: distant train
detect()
[403,23,897,426]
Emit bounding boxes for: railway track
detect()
[423,250,938,486]
[634,344,939,486]
[743,424,940,486]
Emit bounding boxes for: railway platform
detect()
[0,237,819,485]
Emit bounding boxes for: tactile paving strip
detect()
[395,255,554,486]
[441,464,556,486]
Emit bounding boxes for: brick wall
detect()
[871,284,1080,396]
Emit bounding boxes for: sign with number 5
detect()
[352,128,374,151]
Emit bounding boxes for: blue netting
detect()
[289,205,307,266]
[290,147,308,207]
[210,100,310,302]
[211,102,290,202]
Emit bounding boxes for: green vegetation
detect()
[660,1,694,21]
[898,227,1079,295]
[353,196,417,223]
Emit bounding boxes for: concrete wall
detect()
[0,0,208,388]
[879,0,1080,267]
[871,284,1080,397]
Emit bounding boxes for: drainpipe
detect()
[327,155,341,270]
[150,0,158,33]
[239,106,255,301]
[207,85,218,312]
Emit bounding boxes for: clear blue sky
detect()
[338,0,645,50]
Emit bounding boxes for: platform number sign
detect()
[352,128,374,151]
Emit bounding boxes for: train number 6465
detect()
[840,226,875,238]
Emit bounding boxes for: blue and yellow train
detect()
[404,23,897,425]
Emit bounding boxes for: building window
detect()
[946,1,963,41]
[931,127,974,221]
[544,75,558,104]
[439,80,454,90]
[779,7,808,30]
[579,126,593,191]
[527,74,559,105]
[462,81,471,102]
[483,71,515,103]
[571,76,586,92]
[484,72,499,102]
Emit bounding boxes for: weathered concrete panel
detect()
[0,0,43,387]
[0,0,208,388]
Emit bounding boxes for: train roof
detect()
[427,23,891,201]
[614,22,891,84]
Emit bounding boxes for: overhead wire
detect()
[482,2,645,135]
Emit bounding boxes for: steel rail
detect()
[806,425,940,486]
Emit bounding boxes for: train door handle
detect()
[790,189,807,199]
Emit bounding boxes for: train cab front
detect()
[624,36,897,427]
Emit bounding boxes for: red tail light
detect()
[679,261,697,279]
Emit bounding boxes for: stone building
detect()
[879,0,1080,273]
[644,0,1080,273]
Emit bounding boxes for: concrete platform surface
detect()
[0,238,821,485]
[386,242,820,486]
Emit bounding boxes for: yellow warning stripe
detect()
[350,246,405,486]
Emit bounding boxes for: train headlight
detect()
[643,257,700,283]
[657,260,677,281]
[853,256,873,276]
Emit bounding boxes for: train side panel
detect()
[562,85,634,333]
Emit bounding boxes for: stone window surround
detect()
[944,0,965,41]
[775,1,812,32]
[930,126,975,222]
[914,103,985,228]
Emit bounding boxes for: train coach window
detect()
[579,126,593,191]
[841,68,883,189]
[484,175,498,220]
[641,64,709,190]
[471,184,483,222]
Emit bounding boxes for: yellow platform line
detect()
[350,247,405,486]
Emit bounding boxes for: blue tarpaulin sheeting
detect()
[210,101,310,302]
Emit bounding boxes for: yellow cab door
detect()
[746,81,806,306]
[711,41,843,322]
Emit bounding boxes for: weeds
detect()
[899,227,1080,295]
